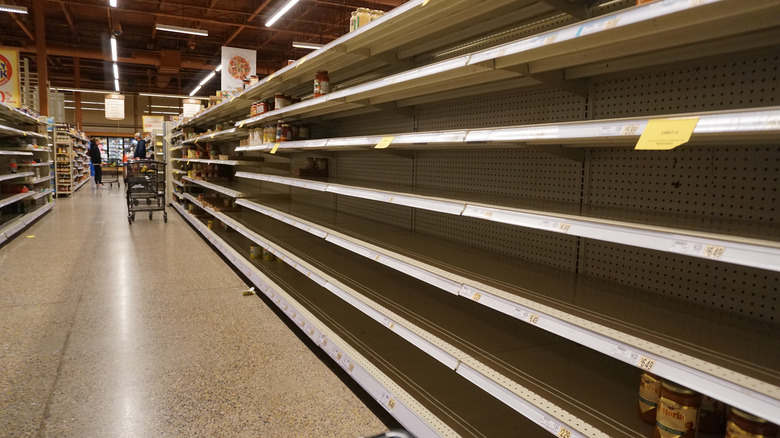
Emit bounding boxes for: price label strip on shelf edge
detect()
[610,345,656,372]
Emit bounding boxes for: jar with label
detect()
[356,8,371,28]
[349,11,358,31]
[369,10,385,22]
[638,372,662,425]
[314,70,330,97]
[251,103,258,116]
[274,93,286,109]
[726,408,779,438]
[258,101,269,114]
[275,123,282,142]
[654,381,701,438]
[699,395,726,434]
[281,124,291,141]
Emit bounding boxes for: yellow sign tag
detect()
[374,136,395,149]
[296,56,308,68]
[635,118,699,150]
[422,0,430,5]
[26,235,35,238]
[239,121,246,128]
[270,143,279,154]
[267,73,275,82]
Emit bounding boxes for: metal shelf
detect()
[236,107,780,153]
[0,172,35,183]
[0,123,48,139]
[73,177,90,192]
[0,202,54,245]
[234,0,780,129]
[30,189,53,200]
[0,192,36,209]
[231,196,780,423]
[181,128,248,145]
[176,0,562,129]
[0,150,34,156]
[10,175,54,185]
[16,161,53,168]
[180,193,659,437]
[181,176,248,198]
[0,102,43,126]
[171,157,256,166]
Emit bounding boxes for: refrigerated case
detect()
[90,136,132,163]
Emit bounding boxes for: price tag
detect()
[638,355,656,371]
[702,245,725,259]
[230,96,236,102]
[296,56,308,68]
[540,220,572,234]
[559,427,572,438]
[382,317,396,330]
[239,121,246,128]
[635,118,699,150]
[604,18,619,29]
[270,143,279,154]
[380,392,397,410]
[558,223,571,233]
[544,34,557,45]
[319,335,328,346]
[345,360,355,373]
[540,417,560,434]
[421,0,430,5]
[471,291,482,302]
[374,136,395,149]
[611,345,640,364]
[622,124,640,135]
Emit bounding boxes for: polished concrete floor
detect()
[0,184,386,437]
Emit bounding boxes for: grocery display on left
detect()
[0,102,56,246]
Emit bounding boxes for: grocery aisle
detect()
[0,185,387,437]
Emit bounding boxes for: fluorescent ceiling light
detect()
[112,63,119,80]
[189,85,201,97]
[0,4,28,14]
[265,0,299,27]
[110,36,118,62]
[109,0,117,6]
[215,64,222,72]
[292,41,323,50]
[114,79,120,92]
[50,87,115,94]
[139,92,208,100]
[155,24,208,37]
[198,71,216,86]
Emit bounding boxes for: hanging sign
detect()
[182,98,201,118]
[221,46,256,91]
[104,93,125,120]
[0,48,22,108]
[143,115,164,133]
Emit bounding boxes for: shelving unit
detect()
[0,102,55,245]
[54,124,90,196]
[170,0,780,436]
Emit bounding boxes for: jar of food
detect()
[298,125,310,139]
[356,7,371,28]
[638,372,662,425]
[369,10,384,22]
[304,157,315,169]
[287,59,295,66]
[654,381,701,438]
[242,78,250,89]
[349,11,358,31]
[275,123,282,142]
[314,70,330,97]
[274,92,286,109]
[250,103,258,116]
[726,408,779,438]
[281,124,291,142]
[699,395,726,434]
[250,75,259,85]
[258,101,269,114]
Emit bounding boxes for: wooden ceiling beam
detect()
[60,2,79,41]
[6,3,35,41]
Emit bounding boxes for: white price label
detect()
[670,240,726,259]
[611,345,640,365]
[512,307,540,325]
[319,335,328,347]
[382,317,396,330]
[543,34,557,45]
[379,392,397,411]
[540,416,560,434]
[540,220,572,234]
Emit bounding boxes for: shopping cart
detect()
[102,161,122,188]
[125,160,167,224]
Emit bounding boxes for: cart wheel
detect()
[132,212,136,221]
[149,211,153,220]
[164,212,168,223]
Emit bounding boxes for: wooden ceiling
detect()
[0,0,405,96]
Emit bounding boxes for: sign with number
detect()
[0,48,21,108]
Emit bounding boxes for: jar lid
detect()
[731,408,772,424]
[661,381,698,395]
[357,7,370,11]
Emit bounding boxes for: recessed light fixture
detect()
[265,0,299,27]
[0,4,28,14]
[292,41,323,50]
[155,24,208,37]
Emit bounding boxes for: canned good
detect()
[250,246,262,260]
[263,248,275,261]
[314,70,330,97]
[206,219,214,229]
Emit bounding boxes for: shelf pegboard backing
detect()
[337,196,413,230]
[336,111,415,137]
[415,210,579,272]
[586,146,780,226]
[579,240,780,323]
[416,89,585,131]
[290,187,335,211]
[415,148,582,204]
[589,53,780,118]
[334,150,414,186]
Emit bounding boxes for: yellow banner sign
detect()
[0,48,21,108]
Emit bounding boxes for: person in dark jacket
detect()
[133,132,146,159]
[88,138,103,186]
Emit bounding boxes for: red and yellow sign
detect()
[0,48,21,108]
